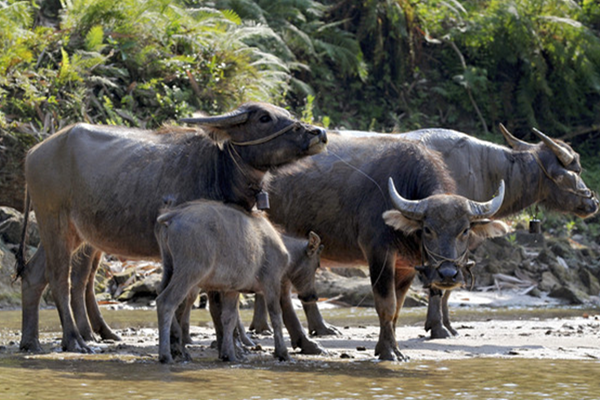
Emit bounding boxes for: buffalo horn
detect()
[179,109,249,127]
[499,123,533,150]
[388,177,426,220]
[532,128,574,167]
[467,180,505,219]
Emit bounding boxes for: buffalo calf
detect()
[155,200,322,363]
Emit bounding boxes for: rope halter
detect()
[230,122,301,147]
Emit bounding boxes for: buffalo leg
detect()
[83,250,121,341]
[441,290,458,336]
[19,245,48,353]
[39,215,91,353]
[302,301,341,336]
[392,258,417,329]
[208,291,254,356]
[70,245,97,342]
[177,287,200,345]
[156,274,199,363]
[219,291,242,362]
[280,280,324,355]
[368,248,407,361]
[264,286,290,361]
[249,293,272,334]
[424,289,451,338]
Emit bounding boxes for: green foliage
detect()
[0,0,291,144]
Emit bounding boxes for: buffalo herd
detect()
[15,102,599,362]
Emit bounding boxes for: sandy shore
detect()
[2,289,599,364]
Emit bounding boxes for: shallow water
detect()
[1,306,599,400]
[1,353,599,399]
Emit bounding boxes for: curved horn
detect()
[388,177,426,220]
[179,109,249,127]
[467,180,505,219]
[532,128,574,167]
[499,123,533,150]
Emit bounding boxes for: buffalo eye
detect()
[259,114,272,123]
[423,226,432,236]
[461,227,470,237]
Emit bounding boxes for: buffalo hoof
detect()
[220,350,243,362]
[19,339,44,354]
[169,342,190,362]
[79,328,96,343]
[429,326,452,339]
[182,333,194,346]
[375,343,409,362]
[309,323,341,337]
[98,327,122,342]
[274,350,291,362]
[299,338,326,355]
[62,338,94,354]
[159,353,174,364]
[249,323,272,335]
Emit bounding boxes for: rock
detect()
[0,240,21,308]
[130,274,162,297]
[549,284,589,305]
[515,231,545,248]
[538,271,561,292]
[550,239,574,258]
[329,267,368,278]
[0,207,40,247]
[315,269,374,307]
[578,269,600,296]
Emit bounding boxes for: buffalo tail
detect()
[14,187,30,281]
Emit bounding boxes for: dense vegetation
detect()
[1,0,599,237]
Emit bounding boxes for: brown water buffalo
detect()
[155,200,323,363]
[15,102,327,353]
[326,126,598,338]
[264,135,508,360]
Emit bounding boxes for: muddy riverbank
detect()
[1,300,599,363]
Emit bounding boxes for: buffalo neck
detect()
[493,148,545,219]
[215,142,266,211]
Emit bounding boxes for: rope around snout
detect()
[230,122,300,147]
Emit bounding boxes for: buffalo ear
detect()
[382,210,421,235]
[307,231,322,256]
[202,126,232,144]
[471,219,509,238]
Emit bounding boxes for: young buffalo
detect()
[155,200,323,363]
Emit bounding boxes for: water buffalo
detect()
[15,102,327,353]
[329,126,598,338]
[155,200,323,363]
[264,135,508,360]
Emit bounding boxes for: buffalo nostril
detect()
[438,264,458,281]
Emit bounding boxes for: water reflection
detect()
[1,307,599,400]
[1,355,599,400]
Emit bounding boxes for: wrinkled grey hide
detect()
[275,127,598,341]
[16,102,327,354]
[155,200,322,363]
[329,127,598,338]
[263,134,507,360]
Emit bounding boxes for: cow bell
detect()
[256,190,270,210]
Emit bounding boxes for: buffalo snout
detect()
[577,194,599,218]
[434,262,464,289]
[305,127,327,155]
[418,262,465,290]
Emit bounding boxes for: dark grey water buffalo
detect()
[15,102,327,353]
[155,200,323,363]
[328,126,599,338]
[263,135,508,360]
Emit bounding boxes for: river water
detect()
[1,307,599,400]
